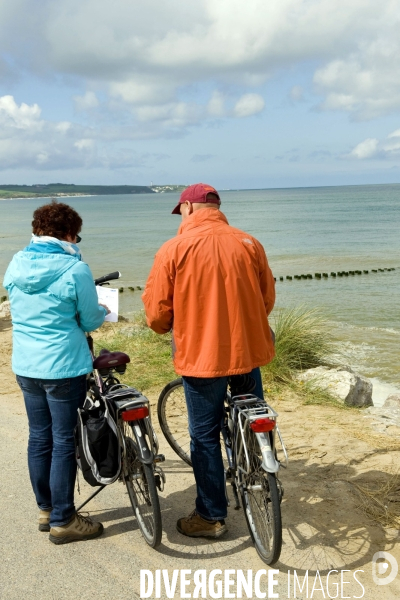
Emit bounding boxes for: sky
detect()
[1,0,400,189]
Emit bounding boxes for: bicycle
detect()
[77,271,165,548]
[157,376,288,564]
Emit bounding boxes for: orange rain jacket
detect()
[142,208,275,377]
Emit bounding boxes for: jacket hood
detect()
[3,251,79,294]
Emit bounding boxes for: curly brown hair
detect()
[32,200,82,240]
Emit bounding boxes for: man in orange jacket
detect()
[142,183,275,538]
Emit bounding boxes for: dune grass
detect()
[263,305,337,383]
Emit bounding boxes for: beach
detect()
[0,316,399,599]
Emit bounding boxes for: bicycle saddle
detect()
[93,348,130,369]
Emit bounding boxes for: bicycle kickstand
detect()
[76,485,106,512]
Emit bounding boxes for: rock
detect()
[363,405,400,430]
[0,301,11,319]
[383,394,400,409]
[298,366,373,407]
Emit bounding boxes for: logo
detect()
[372,551,398,586]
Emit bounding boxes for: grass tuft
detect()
[263,305,337,383]
[352,472,400,529]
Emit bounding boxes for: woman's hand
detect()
[99,303,111,315]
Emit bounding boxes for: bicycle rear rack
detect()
[232,394,288,472]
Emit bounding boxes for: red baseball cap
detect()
[171,183,221,215]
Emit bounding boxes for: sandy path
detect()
[0,318,399,599]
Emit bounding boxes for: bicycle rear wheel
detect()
[238,428,282,565]
[157,378,192,466]
[123,422,162,548]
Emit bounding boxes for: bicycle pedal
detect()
[154,467,166,492]
[154,454,165,463]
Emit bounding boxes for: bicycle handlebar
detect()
[94,271,121,286]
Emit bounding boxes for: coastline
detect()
[0,193,96,200]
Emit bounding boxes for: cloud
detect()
[0,95,42,131]
[349,129,400,159]
[233,94,264,118]
[73,91,99,111]
[1,0,400,135]
[207,91,226,118]
[109,79,175,105]
[135,102,202,127]
[289,85,304,102]
[314,22,400,120]
[0,95,95,170]
[349,138,379,159]
[0,95,178,171]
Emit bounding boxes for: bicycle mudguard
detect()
[255,432,280,473]
[129,421,154,464]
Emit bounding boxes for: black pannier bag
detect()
[74,397,121,487]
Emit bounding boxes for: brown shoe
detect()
[177,510,228,538]
[49,513,104,545]
[38,508,52,532]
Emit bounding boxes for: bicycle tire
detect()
[238,428,282,565]
[157,378,192,467]
[123,422,162,548]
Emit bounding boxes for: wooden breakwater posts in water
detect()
[118,286,143,293]
[273,267,396,282]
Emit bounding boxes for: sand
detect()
[0,317,399,599]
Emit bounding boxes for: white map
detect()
[96,286,119,322]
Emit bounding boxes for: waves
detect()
[335,322,400,335]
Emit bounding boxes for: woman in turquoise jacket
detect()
[3,201,107,544]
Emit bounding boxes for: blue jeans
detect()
[16,375,86,527]
[182,367,263,521]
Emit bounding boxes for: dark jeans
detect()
[182,367,263,521]
[16,375,86,527]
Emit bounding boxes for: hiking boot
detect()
[38,508,52,532]
[49,513,104,545]
[176,510,227,538]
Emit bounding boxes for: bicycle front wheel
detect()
[124,423,162,548]
[238,428,282,565]
[157,378,192,467]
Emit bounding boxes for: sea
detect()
[1,184,399,405]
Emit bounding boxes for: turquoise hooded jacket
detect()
[3,245,106,379]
